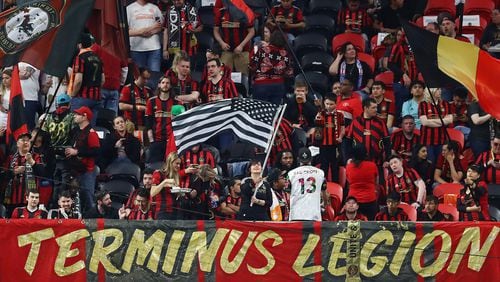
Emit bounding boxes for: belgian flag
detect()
[402,21,500,119]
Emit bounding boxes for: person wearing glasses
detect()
[475,134,500,184]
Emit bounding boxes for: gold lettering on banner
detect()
[18,228,55,276]
[292,234,324,276]
[247,230,283,275]
[360,230,393,277]
[411,230,451,277]
[162,230,186,274]
[55,229,90,277]
[122,229,166,273]
[221,230,257,274]
[181,229,229,273]
[328,233,348,276]
[90,229,124,274]
[346,221,362,282]
[389,231,416,275]
[447,226,500,273]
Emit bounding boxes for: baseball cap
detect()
[468,164,483,174]
[73,106,92,121]
[437,12,453,25]
[56,93,71,106]
[267,168,285,183]
[17,132,31,140]
[297,147,312,163]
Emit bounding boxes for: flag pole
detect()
[250,103,287,207]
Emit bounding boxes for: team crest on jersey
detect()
[0,2,60,53]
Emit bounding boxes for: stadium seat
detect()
[489,205,500,221]
[304,15,336,38]
[460,148,474,173]
[372,45,387,67]
[375,71,394,89]
[96,108,116,132]
[105,162,141,188]
[325,205,336,221]
[102,180,135,208]
[94,126,110,141]
[398,202,417,221]
[424,0,456,17]
[0,204,6,218]
[488,183,500,210]
[433,183,462,201]
[308,0,342,16]
[458,16,488,44]
[446,128,465,152]
[327,182,343,213]
[438,204,459,221]
[295,71,330,96]
[293,32,328,59]
[357,52,375,73]
[300,51,334,73]
[332,32,366,54]
[464,0,495,22]
[198,6,215,29]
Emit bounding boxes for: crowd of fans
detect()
[0,0,499,223]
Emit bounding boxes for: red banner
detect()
[0,220,499,281]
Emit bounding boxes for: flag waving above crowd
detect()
[0,0,94,77]
[402,21,500,119]
[172,98,282,154]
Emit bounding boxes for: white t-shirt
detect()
[288,165,325,221]
[127,2,163,52]
[18,62,40,101]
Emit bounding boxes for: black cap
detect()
[437,12,453,25]
[267,168,284,183]
[297,147,312,163]
[468,164,483,174]
[17,132,31,140]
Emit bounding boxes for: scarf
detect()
[339,59,363,89]
[168,4,198,52]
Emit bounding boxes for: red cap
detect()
[73,106,92,121]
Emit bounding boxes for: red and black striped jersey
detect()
[145,95,176,142]
[435,154,464,183]
[164,70,199,109]
[375,207,409,221]
[347,115,390,162]
[457,181,490,221]
[214,8,253,52]
[475,151,500,184]
[386,168,422,204]
[374,97,395,123]
[337,8,371,33]
[201,77,237,103]
[419,101,450,145]
[269,5,304,34]
[120,83,151,127]
[315,110,344,146]
[391,130,420,163]
[180,149,216,169]
[152,170,178,214]
[5,153,42,205]
[72,50,103,100]
[222,195,242,220]
[201,64,232,86]
[128,208,155,220]
[389,41,419,82]
[269,118,293,165]
[334,212,368,221]
[11,207,47,219]
[449,101,468,127]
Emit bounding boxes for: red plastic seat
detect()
[357,52,375,73]
[433,183,462,200]
[375,71,394,89]
[372,45,386,64]
[398,202,417,221]
[327,182,343,213]
[438,204,459,221]
[332,33,366,54]
[464,0,495,22]
[458,16,488,45]
[325,205,336,221]
[424,0,456,17]
[446,128,465,153]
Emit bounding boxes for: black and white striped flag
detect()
[172,98,281,154]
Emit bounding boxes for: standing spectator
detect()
[187,165,223,219]
[457,164,490,221]
[437,12,471,42]
[274,149,295,173]
[337,0,372,38]
[390,115,419,163]
[419,88,453,163]
[18,62,41,130]
[200,46,232,87]
[253,23,272,50]
[475,135,500,184]
[219,177,242,219]
[267,168,290,221]
[119,67,152,129]
[409,144,434,195]
[468,99,491,158]
[249,30,293,105]
[269,119,294,166]
[371,81,395,130]
[0,69,11,149]
[315,93,345,182]
[329,42,374,98]
[162,0,201,62]
[69,33,105,126]
[334,196,368,221]
[164,51,200,109]
[84,190,120,219]
[238,159,273,221]
[284,80,318,139]
[417,195,450,221]
[100,116,142,169]
[434,140,464,186]
[127,0,163,85]
[180,144,216,169]
[201,58,238,103]
[66,106,100,213]
[11,189,48,219]
[376,0,405,34]
[375,191,409,221]
[402,80,426,129]
[387,154,426,209]
[47,190,81,219]
[214,1,255,75]
[346,144,379,220]
[266,0,305,41]
[336,78,362,126]
[449,87,469,140]
[288,148,328,221]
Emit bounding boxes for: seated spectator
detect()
[475,135,500,184]
[119,67,152,129]
[449,87,470,141]
[83,190,119,219]
[329,42,374,98]
[457,164,490,221]
[185,164,223,220]
[164,51,200,109]
[11,189,48,219]
[200,45,232,87]
[401,80,425,130]
[100,116,142,169]
[47,190,81,219]
[273,149,295,173]
[220,177,242,219]
[267,168,290,221]
[121,188,155,220]
[266,0,305,41]
[409,144,434,195]
[425,22,440,34]
[253,23,272,50]
[391,115,420,163]
[201,58,238,103]
[125,168,155,213]
[434,140,464,187]
[375,191,409,221]
[417,195,451,221]
[437,12,471,42]
[180,144,216,170]
[480,8,500,57]
[371,81,395,130]
[387,154,427,209]
[334,196,368,221]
